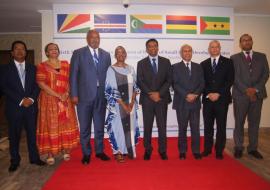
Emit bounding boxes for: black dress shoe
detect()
[30,159,46,166]
[193,153,202,160]
[234,150,243,159]
[160,152,168,160]
[8,164,19,172]
[179,153,186,160]
[96,153,110,161]
[81,155,90,165]
[144,152,151,160]
[248,150,263,159]
[201,150,212,157]
[216,153,224,160]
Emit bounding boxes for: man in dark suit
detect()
[201,40,234,160]
[1,41,45,172]
[231,34,269,159]
[172,44,204,160]
[70,30,111,165]
[137,38,172,160]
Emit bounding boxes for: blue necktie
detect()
[212,58,217,73]
[152,58,157,74]
[93,49,99,68]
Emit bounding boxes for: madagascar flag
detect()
[200,16,230,35]
[166,15,197,34]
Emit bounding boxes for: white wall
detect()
[0,33,42,65]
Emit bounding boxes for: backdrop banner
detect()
[53,4,234,137]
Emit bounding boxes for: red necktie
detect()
[246,51,252,63]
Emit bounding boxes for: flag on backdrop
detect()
[57,14,90,33]
[166,15,197,34]
[130,15,162,33]
[200,16,230,35]
[94,14,126,33]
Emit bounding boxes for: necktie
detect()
[246,51,252,63]
[186,62,191,76]
[93,49,99,68]
[246,51,252,72]
[152,58,157,74]
[19,63,25,88]
[212,58,217,73]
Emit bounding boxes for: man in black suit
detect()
[231,34,269,159]
[1,41,45,172]
[137,38,172,160]
[172,44,204,160]
[201,40,234,160]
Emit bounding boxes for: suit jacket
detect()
[172,61,204,110]
[1,60,39,119]
[137,56,172,104]
[70,46,111,102]
[231,51,269,99]
[201,55,234,104]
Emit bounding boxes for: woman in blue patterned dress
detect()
[105,46,140,163]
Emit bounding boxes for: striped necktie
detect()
[93,49,99,68]
[212,58,217,73]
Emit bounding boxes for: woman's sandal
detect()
[63,153,71,161]
[46,157,55,165]
[115,153,125,163]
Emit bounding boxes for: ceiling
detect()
[1,0,270,33]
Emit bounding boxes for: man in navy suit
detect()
[137,39,172,160]
[1,41,45,172]
[70,30,111,164]
[201,40,234,160]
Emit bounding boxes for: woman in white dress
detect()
[105,46,140,163]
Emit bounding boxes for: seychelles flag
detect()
[200,16,230,35]
[94,14,126,33]
[57,14,90,33]
[130,15,162,33]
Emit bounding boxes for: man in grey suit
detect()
[231,34,269,159]
[70,30,111,164]
[137,38,172,160]
[172,44,204,160]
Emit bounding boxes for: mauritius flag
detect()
[94,14,126,33]
[57,14,90,33]
[166,15,197,34]
[200,16,230,35]
[130,15,162,33]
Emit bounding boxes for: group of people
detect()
[0,30,268,172]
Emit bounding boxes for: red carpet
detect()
[42,138,270,190]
